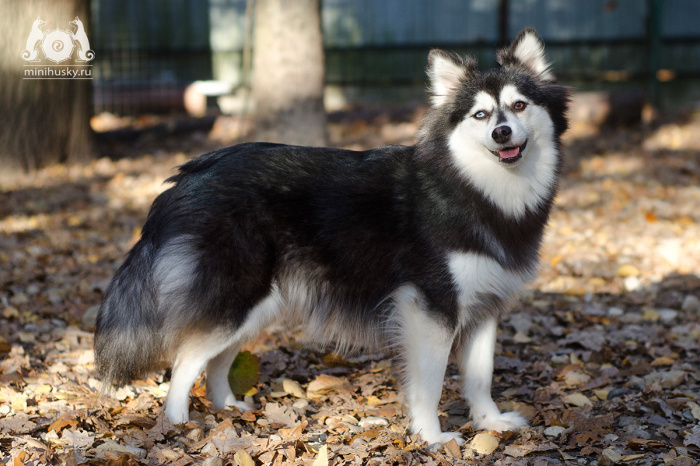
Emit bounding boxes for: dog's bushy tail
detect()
[94,241,164,388]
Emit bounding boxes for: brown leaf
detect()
[48,415,79,434]
[350,428,383,444]
[279,419,308,441]
[443,438,462,459]
[264,402,300,428]
[322,352,350,368]
[306,374,353,399]
[503,442,557,457]
[240,410,256,422]
[112,414,157,429]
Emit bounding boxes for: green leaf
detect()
[228,350,261,396]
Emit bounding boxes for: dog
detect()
[95,28,569,445]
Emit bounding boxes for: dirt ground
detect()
[1,104,699,465]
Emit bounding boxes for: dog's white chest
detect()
[446,251,528,317]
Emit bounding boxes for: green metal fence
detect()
[92,0,700,114]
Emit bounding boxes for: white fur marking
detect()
[393,286,463,445]
[448,90,558,218]
[206,345,252,412]
[165,330,238,423]
[447,252,530,324]
[513,32,554,81]
[164,289,283,423]
[153,236,198,311]
[469,91,497,117]
[457,318,527,431]
[429,54,466,107]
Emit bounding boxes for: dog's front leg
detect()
[400,307,463,445]
[457,317,526,431]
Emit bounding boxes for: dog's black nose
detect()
[492,125,512,144]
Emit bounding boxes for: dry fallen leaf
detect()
[312,444,329,466]
[2,106,700,465]
[562,393,593,408]
[306,374,353,399]
[469,433,500,455]
[47,414,79,434]
[443,438,462,460]
[233,449,255,466]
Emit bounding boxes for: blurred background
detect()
[1,0,699,172]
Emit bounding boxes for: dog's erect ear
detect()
[427,50,476,107]
[497,28,554,82]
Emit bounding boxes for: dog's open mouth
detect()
[490,140,527,164]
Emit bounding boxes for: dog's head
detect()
[420,28,570,216]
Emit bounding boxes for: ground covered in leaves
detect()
[1,104,699,465]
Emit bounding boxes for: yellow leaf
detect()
[617,264,640,277]
[233,449,255,466]
[33,384,52,395]
[306,374,352,400]
[469,432,500,455]
[651,356,674,366]
[312,445,329,466]
[562,393,593,407]
[160,449,181,460]
[550,254,563,268]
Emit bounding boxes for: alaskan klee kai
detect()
[95,28,569,444]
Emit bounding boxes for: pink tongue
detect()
[498,147,520,159]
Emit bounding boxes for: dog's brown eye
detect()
[513,101,527,111]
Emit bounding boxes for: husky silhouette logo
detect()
[21,16,94,64]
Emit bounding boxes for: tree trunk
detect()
[0,0,93,175]
[252,0,327,146]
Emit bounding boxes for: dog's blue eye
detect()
[474,111,487,120]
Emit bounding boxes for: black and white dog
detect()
[95,28,569,444]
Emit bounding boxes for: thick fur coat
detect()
[95,28,569,444]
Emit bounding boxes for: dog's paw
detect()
[227,400,253,412]
[473,410,527,432]
[211,392,253,412]
[418,430,465,446]
[164,406,190,424]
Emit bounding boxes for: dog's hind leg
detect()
[165,334,237,424]
[206,344,252,412]
[457,317,527,432]
[164,288,281,423]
